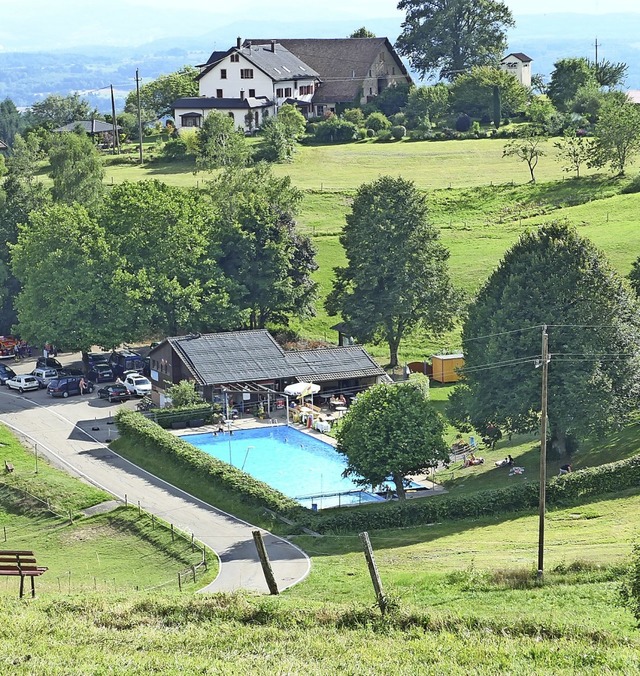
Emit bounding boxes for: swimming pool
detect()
[183,425,385,509]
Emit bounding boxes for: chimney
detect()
[271,40,276,53]
[236,37,241,49]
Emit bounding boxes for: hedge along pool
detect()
[183,425,384,509]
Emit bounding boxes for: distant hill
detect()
[1,13,639,113]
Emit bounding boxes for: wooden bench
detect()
[4,460,14,473]
[0,550,48,598]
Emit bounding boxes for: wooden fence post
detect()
[252,530,279,595]
[171,524,175,542]
[178,573,182,592]
[359,531,387,615]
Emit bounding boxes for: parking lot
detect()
[0,349,310,593]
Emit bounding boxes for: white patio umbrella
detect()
[284,382,321,410]
[283,381,321,398]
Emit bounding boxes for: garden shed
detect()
[431,353,464,383]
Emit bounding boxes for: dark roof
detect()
[246,38,410,104]
[197,43,319,84]
[158,330,386,386]
[53,120,120,133]
[173,96,271,110]
[502,52,533,63]
[0,139,7,150]
[199,50,229,68]
[285,347,385,383]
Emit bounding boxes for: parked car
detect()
[6,374,40,393]
[0,364,16,385]
[109,349,145,378]
[36,356,63,370]
[47,376,94,398]
[57,367,84,377]
[97,384,131,403]
[123,373,152,397]
[31,367,59,388]
[87,363,114,383]
[88,352,110,365]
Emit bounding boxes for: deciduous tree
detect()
[325,175,458,367]
[11,203,132,356]
[455,221,640,455]
[547,58,597,113]
[554,130,593,178]
[209,165,318,329]
[125,66,199,120]
[28,93,95,130]
[195,111,249,171]
[502,128,546,183]
[396,0,514,81]
[0,98,25,147]
[336,380,449,499]
[589,97,640,176]
[450,66,529,118]
[48,129,104,211]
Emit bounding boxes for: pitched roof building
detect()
[148,329,389,407]
[172,36,411,132]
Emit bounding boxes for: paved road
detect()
[0,379,310,594]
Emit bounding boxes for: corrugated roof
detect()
[53,120,120,133]
[162,330,386,386]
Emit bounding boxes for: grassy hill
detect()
[102,138,640,363]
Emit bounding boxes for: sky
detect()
[0,0,638,51]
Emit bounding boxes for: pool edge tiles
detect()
[182,425,378,509]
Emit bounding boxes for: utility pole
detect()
[136,68,143,165]
[537,324,550,577]
[110,84,120,155]
[594,37,600,74]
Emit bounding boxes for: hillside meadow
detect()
[102,138,640,362]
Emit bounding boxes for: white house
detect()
[500,52,533,88]
[172,36,413,131]
[172,39,320,133]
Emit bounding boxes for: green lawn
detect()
[0,424,215,595]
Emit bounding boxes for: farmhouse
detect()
[500,52,533,88]
[148,329,389,409]
[172,36,411,132]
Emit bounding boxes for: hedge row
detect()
[115,410,302,516]
[303,453,640,534]
[145,404,214,428]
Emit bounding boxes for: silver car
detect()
[31,367,59,388]
[6,374,40,393]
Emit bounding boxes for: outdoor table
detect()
[335,406,348,417]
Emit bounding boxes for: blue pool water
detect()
[183,426,384,509]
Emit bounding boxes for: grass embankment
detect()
[0,425,215,595]
[109,435,286,533]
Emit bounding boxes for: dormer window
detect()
[230,53,240,63]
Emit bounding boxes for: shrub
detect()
[620,543,640,625]
[116,409,302,515]
[162,138,187,160]
[364,111,391,132]
[455,113,472,132]
[391,125,407,140]
[621,174,640,194]
[408,129,434,141]
[313,117,358,143]
[366,128,376,138]
[376,129,393,142]
[145,404,215,429]
[342,108,365,127]
[356,128,367,140]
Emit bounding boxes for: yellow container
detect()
[431,354,464,383]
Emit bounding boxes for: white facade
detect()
[500,53,532,88]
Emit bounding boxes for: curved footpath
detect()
[0,389,310,594]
